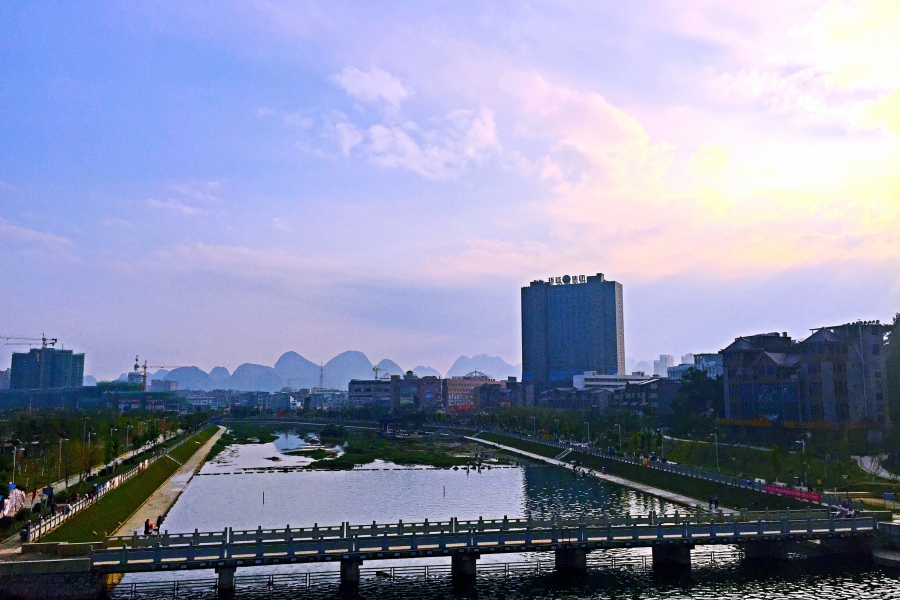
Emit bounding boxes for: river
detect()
[114,432,899,599]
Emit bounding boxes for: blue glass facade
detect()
[521,273,624,385]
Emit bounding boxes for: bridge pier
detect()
[340,557,363,589]
[652,544,692,570]
[820,536,873,558]
[216,566,237,597]
[742,540,794,562]
[451,553,479,579]
[554,547,589,573]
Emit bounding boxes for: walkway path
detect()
[468,436,738,515]
[112,426,225,537]
[854,455,900,481]
[22,433,178,509]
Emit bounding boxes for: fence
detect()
[479,429,865,511]
[27,429,205,541]
[104,508,832,549]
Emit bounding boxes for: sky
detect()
[1,1,899,380]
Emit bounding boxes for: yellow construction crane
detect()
[133,356,184,393]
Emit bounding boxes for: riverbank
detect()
[475,431,805,511]
[41,425,219,543]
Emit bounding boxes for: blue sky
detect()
[1,1,899,379]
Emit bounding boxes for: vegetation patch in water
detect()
[306,435,511,470]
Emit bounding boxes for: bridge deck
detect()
[90,516,875,574]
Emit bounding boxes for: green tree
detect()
[771,445,782,475]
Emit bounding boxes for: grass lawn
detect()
[43,425,218,543]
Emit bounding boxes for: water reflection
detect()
[116,434,897,598]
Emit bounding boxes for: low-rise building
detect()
[150,379,179,392]
[694,353,724,379]
[308,388,348,410]
[607,378,679,416]
[721,321,889,426]
[0,369,9,390]
[348,379,392,408]
[443,372,495,411]
[573,371,655,390]
[391,372,443,412]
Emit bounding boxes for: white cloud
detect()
[361,108,498,179]
[332,66,411,105]
[335,122,363,154]
[0,218,74,247]
[146,198,207,216]
[272,217,292,232]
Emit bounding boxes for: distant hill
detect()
[154,350,519,392]
[209,366,231,388]
[230,363,283,392]
[83,375,97,387]
[375,359,405,377]
[165,366,211,390]
[412,365,442,378]
[274,351,319,389]
[324,351,373,389]
[446,355,520,380]
[148,369,169,381]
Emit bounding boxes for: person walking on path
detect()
[156,514,164,530]
[144,519,151,536]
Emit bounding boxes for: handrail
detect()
[104,508,835,548]
[478,429,865,511]
[91,516,877,569]
[28,428,207,541]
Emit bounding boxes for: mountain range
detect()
[104,351,521,392]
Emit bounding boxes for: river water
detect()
[115,433,900,599]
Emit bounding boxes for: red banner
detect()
[765,485,820,503]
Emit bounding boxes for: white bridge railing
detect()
[92,515,875,570]
[104,509,832,549]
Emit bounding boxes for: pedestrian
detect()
[157,514,164,529]
[714,497,719,510]
[144,519,151,536]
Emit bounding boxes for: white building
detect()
[653,355,675,377]
[573,371,656,391]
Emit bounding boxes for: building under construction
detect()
[10,347,84,390]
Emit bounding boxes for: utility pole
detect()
[712,431,720,472]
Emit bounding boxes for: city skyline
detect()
[1,2,898,379]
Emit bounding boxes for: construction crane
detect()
[1,334,57,348]
[372,365,391,380]
[133,356,185,393]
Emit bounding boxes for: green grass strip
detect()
[43,425,217,543]
[477,432,805,511]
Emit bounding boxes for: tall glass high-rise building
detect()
[521,273,624,385]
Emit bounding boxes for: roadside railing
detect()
[478,429,866,511]
[28,428,208,542]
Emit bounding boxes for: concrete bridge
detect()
[90,509,874,593]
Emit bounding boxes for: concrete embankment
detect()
[0,426,224,600]
[468,436,737,514]
[112,425,224,537]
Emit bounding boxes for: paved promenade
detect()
[468,436,738,515]
[112,426,225,537]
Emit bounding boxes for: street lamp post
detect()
[712,432,720,472]
[616,424,622,453]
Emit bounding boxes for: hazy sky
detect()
[1,1,899,379]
